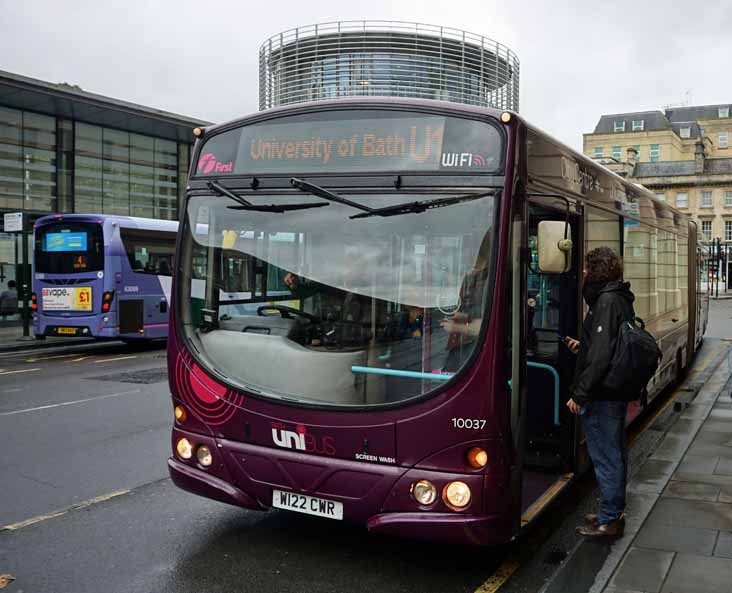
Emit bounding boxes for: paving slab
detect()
[646,497,732,531]
[663,481,720,502]
[609,547,675,593]
[672,472,732,488]
[629,460,676,494]
[714,531,732,558]
[650,434,689,462]
[634,523,718,555]
[676,453,720,475]
[660,553,732,593]
[666,418,703,437]
[714,457,732,475]
[687,431,732,458]
[708,408,732,421]
[700,420,732,433]
[680,403,712,419]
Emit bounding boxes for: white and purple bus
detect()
[32,214,177,341]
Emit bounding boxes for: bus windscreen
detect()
[193,110,504,177]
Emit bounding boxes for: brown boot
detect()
[576,514,625,538]
[584,513,598,526]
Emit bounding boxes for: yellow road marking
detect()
[70,356,89,362]
[474,559,521,593]
[25,353,81,363]
[1,489,130,531]
[93,356,137,364]
[0,368,41,376]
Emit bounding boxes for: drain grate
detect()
[90,367,168,384]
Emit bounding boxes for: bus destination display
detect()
[195,111,503,176]
[45,232,88,252]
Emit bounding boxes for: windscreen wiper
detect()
[348,190,497,219]
[290,178,375,215]
[207,180,329,213]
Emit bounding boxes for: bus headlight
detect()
[196,445,213,467]
[176,438,193,460]
[411,479,437,505]
[444,481,471,509]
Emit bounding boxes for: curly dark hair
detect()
[585,246,623,284]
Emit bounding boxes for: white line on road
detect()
[0,368,41,376]
[25,353,82,362]
[93,355,137,363]
[1,489,131,531]
[0,389,142,417]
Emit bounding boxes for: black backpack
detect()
[602,317,662,401]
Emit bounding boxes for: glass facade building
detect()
[259,21,520,111]
[0,69,207,339]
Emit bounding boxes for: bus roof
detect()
[35,213,178,233]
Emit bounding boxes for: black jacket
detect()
[570,280,636,405]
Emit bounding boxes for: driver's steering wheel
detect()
[256,304,320,324]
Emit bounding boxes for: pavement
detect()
[539,340,732,593]
[0,321,95,351]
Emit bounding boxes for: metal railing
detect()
[259,21,520,111]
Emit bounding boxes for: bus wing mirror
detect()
[537,220,572,273]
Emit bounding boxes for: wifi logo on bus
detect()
[197,153,234,174]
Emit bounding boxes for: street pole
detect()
[716,238,721,299]
[21,226,29,337]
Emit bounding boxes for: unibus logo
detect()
[197,153,234,174]
[271,422,336,456]
[271,423,306,451]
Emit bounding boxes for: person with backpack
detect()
[564,246,639,539]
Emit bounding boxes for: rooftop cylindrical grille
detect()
[259,21,520,111]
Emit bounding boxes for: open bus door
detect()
[515,198,581,527]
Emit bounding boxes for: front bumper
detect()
[168,457,263,510]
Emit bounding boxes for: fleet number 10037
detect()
[451,417,487,430]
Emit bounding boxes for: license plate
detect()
[272,489,343,520]
[56,327,77,335]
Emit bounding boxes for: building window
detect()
[614,121,625,132]
[701,191,713,208]
[720,131,729,149]
[75,123,179,220]
[650,144,660,162]
[726,191,732,208]
[720,106,730,118]
[0,106,57,212]
[680,127,691,139]
[726,221,732,242]
[655,193,666,201]
[632,120,644,131]
[612,146,621,160]
[593,147,603,158]
[676,192,688,208]
[702,220,712,240]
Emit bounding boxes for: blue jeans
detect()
[581,400,628,524]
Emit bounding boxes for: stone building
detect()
[583,104,732,242]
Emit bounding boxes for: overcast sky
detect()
[2,0,730,150]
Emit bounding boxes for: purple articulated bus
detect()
[168,99,709,544]
[33,214,177,341]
